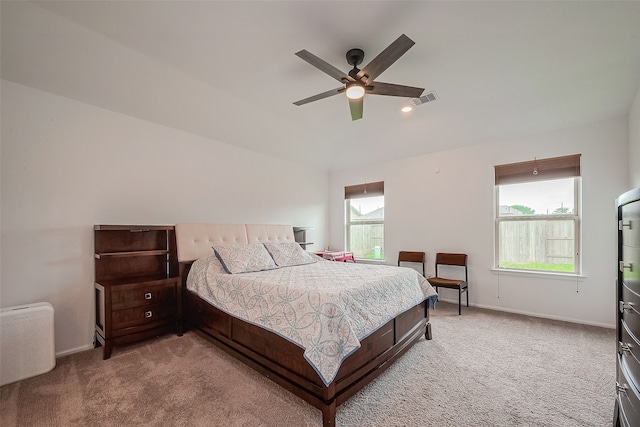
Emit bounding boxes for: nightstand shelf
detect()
[94,225,181,359]
[293,227,314,249]
[95,249,170,258]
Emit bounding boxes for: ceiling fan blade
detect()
[357,34,415,85]
[295,50,354,83]
[293,87,344,106]
[349,97,363,121]
[366,81,424,98]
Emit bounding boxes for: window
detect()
[345,181,384,260]
[495,155,581,274]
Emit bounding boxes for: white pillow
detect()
[186,254,227,291]
[213,243,278,274]
[263,242,318,267]
[204,254,227,275]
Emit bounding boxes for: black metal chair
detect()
[397,251,426,277]
[427,253,468,315]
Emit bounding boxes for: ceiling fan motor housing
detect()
[346,48,364,67]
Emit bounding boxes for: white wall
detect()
[1,77,634,358]
[329,116,630,327]
[630,85,640,188]
[0,80,328,356]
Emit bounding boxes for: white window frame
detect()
[345,199,385,260]
[494,155,581,275]
[344,182,385,261]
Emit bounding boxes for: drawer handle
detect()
[620,301,634,313]
[144,292,152,300]
[619,341,632,355]
[145,311,153,318]
[616,381,628,396]
[620,261,633,272]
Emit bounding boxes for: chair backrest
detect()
[398,251,426,276]
[434,253,468,281]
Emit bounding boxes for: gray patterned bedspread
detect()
[187,255,438,385]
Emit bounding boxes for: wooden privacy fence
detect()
[349,220,574,264]
[499,219,575,265]
[349,224,384,259]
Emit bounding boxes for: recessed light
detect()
[401,105,413,113]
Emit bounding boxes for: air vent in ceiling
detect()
[411,91,437,106]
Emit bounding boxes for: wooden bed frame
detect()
[175,223,433,426]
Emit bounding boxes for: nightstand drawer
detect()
[111,280,176,311]
[112,302,176,331]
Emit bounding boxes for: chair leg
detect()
[458,287,462,315]
[466,287,469,307]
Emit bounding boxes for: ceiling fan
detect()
[293,34,424,121]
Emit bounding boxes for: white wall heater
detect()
[0,302,56,386]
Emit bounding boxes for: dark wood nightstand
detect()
[94,225,181,359]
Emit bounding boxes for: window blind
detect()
[495,154,581,185]
[344,181,384,199]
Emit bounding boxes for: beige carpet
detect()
[0,302,616,426]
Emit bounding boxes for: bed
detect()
[176,223,436,426]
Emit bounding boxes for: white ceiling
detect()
[2,1,640,171]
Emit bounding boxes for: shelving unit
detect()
[94,225,180,359]
[293,227,314,249]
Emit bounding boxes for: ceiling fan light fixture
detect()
[293,34,424,120]
[346,84,365,100]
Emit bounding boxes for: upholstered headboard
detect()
[175,223,296,263]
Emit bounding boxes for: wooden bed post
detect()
[322,401,336,427]
[425,302,433,340]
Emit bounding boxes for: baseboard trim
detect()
[436,298,615,329]
[56,344,94,358]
